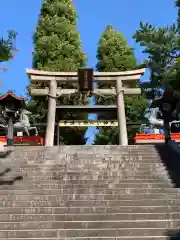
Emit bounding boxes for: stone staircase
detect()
[0,145,179,239]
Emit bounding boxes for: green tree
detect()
[176,0,180,30]
[133,1,179,97]
[94,25,148,144]
[27,0,88,144]
[132,1,180,142]
[133,22,178,96]
[133,0,180,103]
[175,0,180,90]
[0,30,17,69]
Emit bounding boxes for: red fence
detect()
[0,136,44,146]
[134,133,180,143]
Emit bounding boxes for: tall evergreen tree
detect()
[27,0,89,144]
[94,25,148,144]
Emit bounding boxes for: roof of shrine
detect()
[0,90,24,101]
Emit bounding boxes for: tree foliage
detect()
[32,0,86,71]
[175,0,180,90]
[176,0,180,31]
[0,30,17,66]
[96,25,137,72]
[133,0,180,100]
[133,22,179,97]
[131,0,180,141]
[94,25,148,145]
[27,0,88,144]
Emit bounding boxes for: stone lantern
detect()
[0,91,25,146]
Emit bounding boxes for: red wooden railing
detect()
[0,136,44,146]
[134,133,180,144]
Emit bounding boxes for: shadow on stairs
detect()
[0,149,23,185]
[167,229,180,239]
[155,142,180,188]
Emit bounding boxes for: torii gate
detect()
[26,68,146,146]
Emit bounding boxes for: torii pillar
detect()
[45,79,57,146]
[116,78,128,145]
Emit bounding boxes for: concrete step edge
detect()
[0,219,179,224]
[0,205,179,208]
[0,237,171,239]
[1,199,180,202]
[0,187,176,190]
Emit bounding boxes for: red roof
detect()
[0,91,24,101]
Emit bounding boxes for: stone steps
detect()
[0,145,178,239]
[7,157,163,163]
[0,199,179,207]
[0,188,178,194]
[6,159,165,165]
[0,183,174,190]
[0,212,180,221]
[9,155,163,160]
[84,159,165,163]
[7,148,158,153]
[5,157,165,163]
[1,163,168,170]
[0,219,179,230]
[12,181,174,188]
[17,168,169,175]
[17,167,167,178]
[4,149,160,158]
[69,154,163,158]
[0,237,175,240]
[0,171,172,181]
[17,175,172,181]
[0,193,180,201]
[0,228,177,238]
[15,177,173,184]
[17,173,170,179]
[7,152,160,159]
[0,237,176,240]
[62,154,161,159]
[11,178,172,184]
[6,150,159,158]
[0,175,172,182]
[0,205,179,214]
[61,152,160,156]
[11,166,167,173]
[18,172,171,177]
[16,166,167,173]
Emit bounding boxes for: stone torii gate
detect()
[26,68,145,146]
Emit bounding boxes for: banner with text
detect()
[59,120,118,127]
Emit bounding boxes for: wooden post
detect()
[116,78,128,145]
[163,109,172,143]
[57,121,60,146]
[7,116,14,146]
[45,79,57,146]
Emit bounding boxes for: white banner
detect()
[59,120,118,127]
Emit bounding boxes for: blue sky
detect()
[0,0,177,143]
